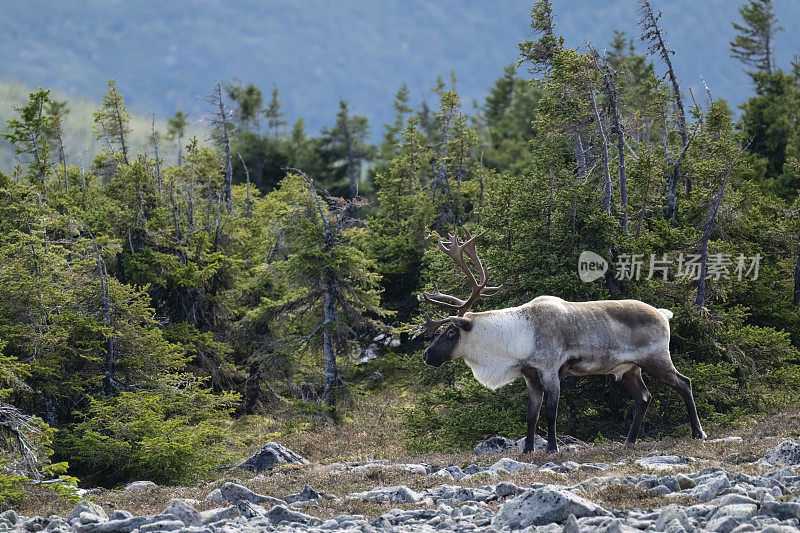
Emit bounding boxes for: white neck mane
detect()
[456,309,534,390]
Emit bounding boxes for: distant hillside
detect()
[0,80,197,171]
[1,1,799,137]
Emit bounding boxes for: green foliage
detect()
[738,70,800,196]
[404,369,527,452]
[0,462,26,511]
[2,88,53,183]
[730,0,781,75]
[59,375,238,486]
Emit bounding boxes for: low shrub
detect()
[58,374,239,486]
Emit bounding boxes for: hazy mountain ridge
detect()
[2,0,799,137]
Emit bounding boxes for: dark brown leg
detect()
[521,368,543,453]
[643,354,706,440]
[621,366,650,447]
[540,371,560,453]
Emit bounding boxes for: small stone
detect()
[760,501,800,521]
[0,511,17,526]
[704,516,743,533]
[490,457,534,474]
[492,486,609,529]
[285,485,321,504]
[473,436,518,455]
[761,440,800,466]
[237,442,309,472]
[68,503,107,523]
[162,499,201,526]
[138,519,185,532]
[219,481,286,506]
[654,504,691,531]
[676,473,696,489]
[687,473,731,500]
[200,505,239,524]
[650,484,672,495]
[563,514,581,533]
[206,488,224,504]
[495,482,518,498]
[635,455,692,472]
[266,505,321,526]
[347,485,421,503]
[707,436,744,443]
[124,480,156,491]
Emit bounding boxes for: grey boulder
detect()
[761,440,800,466]
[237,441,309,472]
[219,481,286,506]
[492,486,609,530]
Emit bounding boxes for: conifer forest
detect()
[3,2,800,528]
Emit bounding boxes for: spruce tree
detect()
[264,87,287,139]
[2,88,52,185]
[730,0,782,76]
[166,110,189,166]
[93,79,132,164]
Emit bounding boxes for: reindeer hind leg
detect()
[642,353,706,440]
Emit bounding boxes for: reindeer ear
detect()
[449,317,472,331]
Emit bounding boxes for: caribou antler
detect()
[418,227,502,318]
[422,314,452,338]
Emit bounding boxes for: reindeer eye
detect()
[447,329,457,339]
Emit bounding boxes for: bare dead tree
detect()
[238,152,252,218]
[591,46,629,233]
[640,0,691,218]
[0,404,41,478]
[793,232,800,305]
[695,144,748,308]
[206,84,234,215]
[590,89,613,217]
[79,146,87,208]
[150,114,162,194]
[83,234,117,397]
[48,113,69,193]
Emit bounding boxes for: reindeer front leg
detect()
[521,368,543,453]
[540,371,561,454]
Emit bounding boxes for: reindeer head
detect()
[419,228,501,367]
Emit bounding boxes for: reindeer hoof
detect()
[693,430,707,441]
[545,446,558,454]
[623,441,635,449]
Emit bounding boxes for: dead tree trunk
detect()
[96,250,116,396]
[595,50,629,232]
[574,133,586,178]
[212,83,234,215]
[151,114,162,194]
[238,152,252,218]
[113,98,129,165]
[590,90,613,216]
[321,269,340,406]
[793,234,800,305]
[640,0,690,215]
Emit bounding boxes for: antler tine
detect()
[420,226,502,317]
[422,313,451,338]
[418,282,467,309]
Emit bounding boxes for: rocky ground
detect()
[6,436,800,532]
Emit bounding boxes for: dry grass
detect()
[13,392,800,520]
[585,484,700,511]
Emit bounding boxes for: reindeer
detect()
[419,228,706,454]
